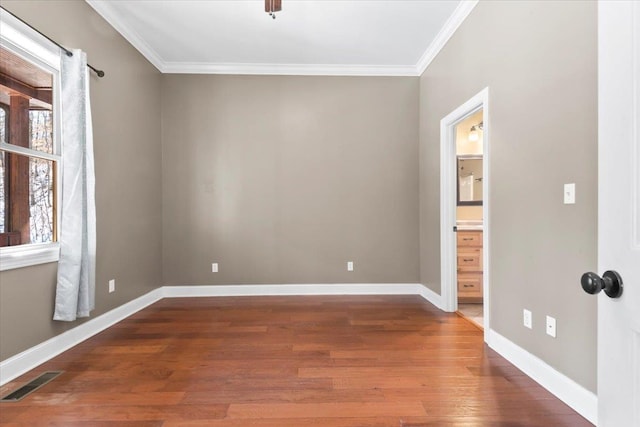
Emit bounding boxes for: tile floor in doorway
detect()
[458,303,483,329]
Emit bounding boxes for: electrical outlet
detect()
[347,261,354,272]
[523,309,532,329]
[211,263,219,273]
[546,316,557,338]
[108,279,115,293]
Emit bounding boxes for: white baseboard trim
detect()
[0,288,163,386]
[163,283,423,298]
[415,284,444,310]
[487,329,597,425]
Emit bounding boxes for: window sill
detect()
[0,243,60,272]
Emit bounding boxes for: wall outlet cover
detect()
[108,279,115,293]
[546,315,557,338]
[212,263,218,273]
[347,261,354,271]
[523,309,532,329]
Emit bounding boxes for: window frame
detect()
[0,9,62,271]
[0,102,7,233]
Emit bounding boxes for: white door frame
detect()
[440,87,490,341]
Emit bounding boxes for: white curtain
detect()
[53,49,96,321]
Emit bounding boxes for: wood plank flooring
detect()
[0,295,593,426]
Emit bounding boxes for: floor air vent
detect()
[1,371,63,402]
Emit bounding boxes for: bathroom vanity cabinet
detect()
[457,230,483,303]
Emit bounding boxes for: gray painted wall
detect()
[161,75,420,286]
[0,0,598,398]
[419,0,598,391]
[0,1,162,360]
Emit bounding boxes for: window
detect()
[0,102,56,247]
[0,12,61,270]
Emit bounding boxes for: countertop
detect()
[457,220,483,231]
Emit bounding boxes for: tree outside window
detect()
[0,45,57,248]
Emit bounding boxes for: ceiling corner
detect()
[85,0,166,73]
[415,0,479,76]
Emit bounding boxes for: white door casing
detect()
[439,87,490,341]
[597,2,640,426]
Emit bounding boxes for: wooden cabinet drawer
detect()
[457,231,482,247]
[458,273,483,300]
[456,229,483,302]
[457,248,482,272]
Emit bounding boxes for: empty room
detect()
[0,1,638,426]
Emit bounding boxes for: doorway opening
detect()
[440,88,490,341]
[454,110,484,329]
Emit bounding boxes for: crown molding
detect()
[85,0,165,72]
[415,0,479,76]
[162,61,419,76]
[86,0,478,77]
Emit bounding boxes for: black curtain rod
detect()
[1,7,105,78]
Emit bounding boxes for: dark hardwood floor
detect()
[0,295,593,426]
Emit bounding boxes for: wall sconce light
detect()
[469,121,484,142]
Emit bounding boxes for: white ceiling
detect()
[86,0,477,76]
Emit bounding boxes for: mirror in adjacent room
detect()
[457,155,483,205]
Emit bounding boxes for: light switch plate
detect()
[564,183,576,204]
